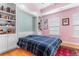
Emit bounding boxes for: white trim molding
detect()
[17,31,34,38]
[42,4,79,16]
[16,4,39,17]
[62,41,79,45]
[61,40,79,49]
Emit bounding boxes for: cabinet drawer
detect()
[7,34,17,42]
[0,35,7,53]
[7,34,18,50]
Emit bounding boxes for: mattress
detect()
[17,35,62,56]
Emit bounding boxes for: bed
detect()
[17,35,62,56]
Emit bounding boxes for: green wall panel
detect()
[17,8,34,32]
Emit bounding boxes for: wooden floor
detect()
[0,42,79,56]
[0,48,32,56]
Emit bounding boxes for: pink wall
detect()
[26,3,41,13]
[41,6,79,44]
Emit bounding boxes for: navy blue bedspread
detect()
[17,35,62,56]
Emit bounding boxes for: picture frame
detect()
[62,18,69,26]
[38,19,42,31]
[38,17,43,31]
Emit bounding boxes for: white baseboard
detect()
[17,31,34,38]
[62,41,79,45]
[61,40,79,49]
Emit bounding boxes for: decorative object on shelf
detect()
[8,21,15,26]
[13,16,16,20]
[8,25,15,33]
[0,4,16,34]
[0,26,3,34]
[2,25,8,33]
[0,14,2,18]
[6,7,11,13]
[11,8,15,14]
[0,5,4,11]
[62,18,69,26]
[0,5,16,15]
[0,20,8,26]
[4,16,8,19]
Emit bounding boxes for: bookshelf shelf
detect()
[0,10,16,16]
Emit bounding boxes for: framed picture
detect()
[38,19,42,31]
[38,17,43,31]
[62,18,69,26]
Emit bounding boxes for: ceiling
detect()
[32,3,54,9]
[17,3,74,16]
[25,3,54,11]
[16,3,54,16]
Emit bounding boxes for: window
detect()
[48,16,60,35]
[72,13,79,36]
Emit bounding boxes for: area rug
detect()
[55,46,79,56]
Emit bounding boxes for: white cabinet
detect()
[7,34,18,50]
[0,34,18,54]
[0,35,7,53]
[0,3,17,54]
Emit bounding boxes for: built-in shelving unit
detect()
[0,18,16,22]
[0,10,16,16]
[0,3,17,54]
[0,3,16,34]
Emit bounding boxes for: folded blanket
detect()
[17,35,62,56]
